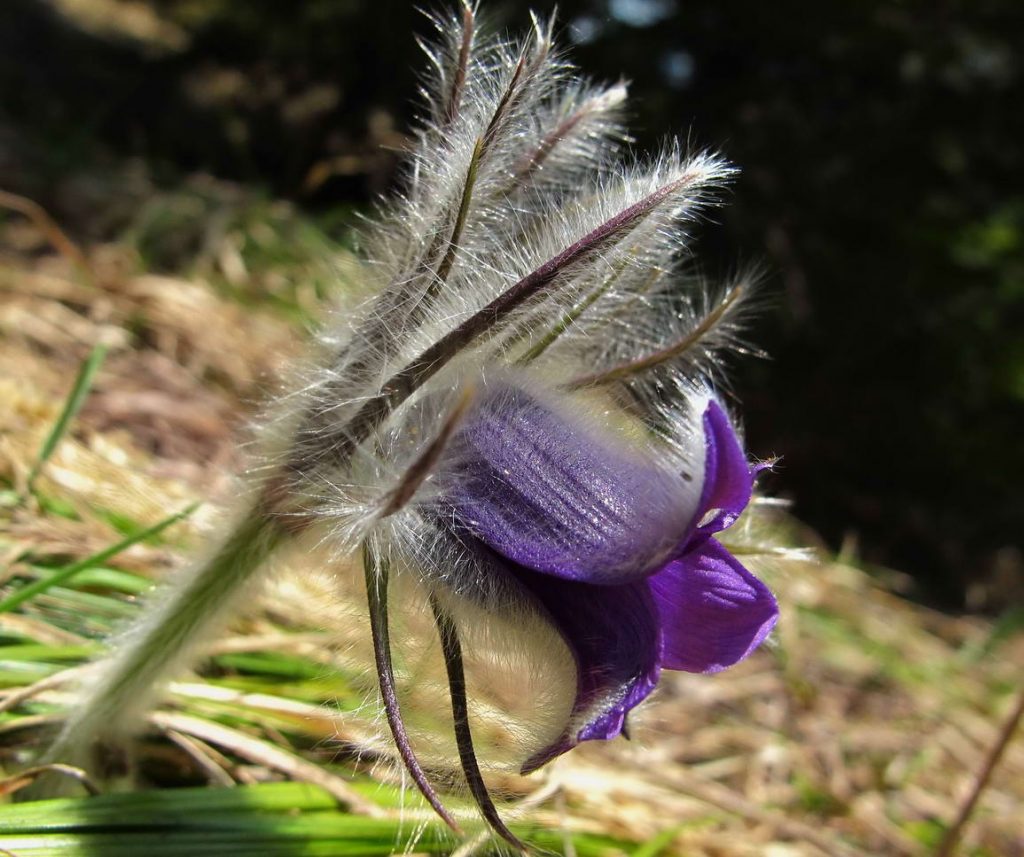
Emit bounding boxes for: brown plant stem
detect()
[0,189,89,277]
[935,683,1024,857]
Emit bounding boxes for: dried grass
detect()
[0,226,1020,856]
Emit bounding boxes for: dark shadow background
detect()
[2,0,1021,609]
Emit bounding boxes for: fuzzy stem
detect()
[430,595,527,853]
[509,83,626,187]
[378,385,475,518]
[568,280,746,389]
[363,546,462,832]
[432,137,483,289]
[515,253,639,363]
[441,2,474,129]
[32,509,284,797]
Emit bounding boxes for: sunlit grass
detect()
[0,192,1020,855]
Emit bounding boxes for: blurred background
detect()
[1,0,1021,611]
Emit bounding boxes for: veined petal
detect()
[515,570,662,773]
[695,400,755,535]
[651,538,777,674]
[447,382,702,583]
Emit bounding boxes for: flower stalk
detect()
[363,544,462,832]
[34,509,284,796]
[430,594,528,853]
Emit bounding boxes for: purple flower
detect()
[443,381,778,772]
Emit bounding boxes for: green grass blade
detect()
[26,343,108,493]
[0,783,626,856]
[0,782,338,826]
[25,566,153,595]
[0,503,197,614]
[629,823,688,857]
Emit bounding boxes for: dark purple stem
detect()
[378,386,475,518]
[363,548,462,834]
[513,101,592,182]
[430,594,528,853]
[442,3,474,129]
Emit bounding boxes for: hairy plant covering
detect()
[38,4,777,846]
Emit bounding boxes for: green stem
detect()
[33,509,285,797]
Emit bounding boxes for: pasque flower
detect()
[42,2,779,849]
[441,382,778,773]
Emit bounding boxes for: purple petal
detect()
[514,570,662,772]
[446,383,701,583]
[695,400,755,536]
[650,538,777,674]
